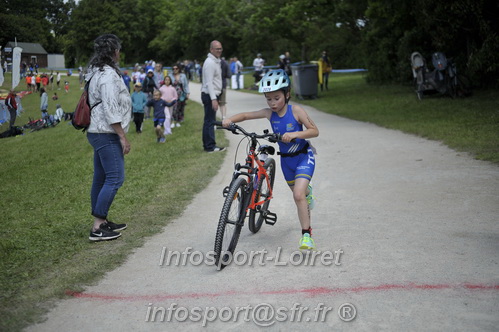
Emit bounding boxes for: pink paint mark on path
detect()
[65,283,499,302]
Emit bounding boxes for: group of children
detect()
[25,73,47,92]
[25,72,69,93]
[131,77,178,143]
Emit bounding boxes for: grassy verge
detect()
[241,71,498,163]
[0,72,227,331]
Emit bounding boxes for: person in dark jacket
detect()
[218,57,231,120]
[142,69,157,118]
[5,90,18,128]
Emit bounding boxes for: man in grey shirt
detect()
[201,40,226,152]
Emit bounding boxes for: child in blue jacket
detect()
[146,90,176,143]
[131,82,147,133]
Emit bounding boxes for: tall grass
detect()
[0,72,227,331]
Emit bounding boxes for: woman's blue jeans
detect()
[87,133,125,220]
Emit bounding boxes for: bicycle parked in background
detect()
[213,122,282,269]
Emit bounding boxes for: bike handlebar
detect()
[215,121,282,143]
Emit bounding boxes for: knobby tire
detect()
[214,177,247,269]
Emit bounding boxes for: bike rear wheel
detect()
[248,158,276,233]
[214,177,247,269]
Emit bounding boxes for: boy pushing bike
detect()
[222,69,319,249]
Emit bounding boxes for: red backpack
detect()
[72,78,101,131]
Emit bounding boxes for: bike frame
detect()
[232,137,273,214]
[248,145,273,211]
[219,123,279,221]
[213,123,280,269]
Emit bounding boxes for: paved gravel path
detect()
[28,83,499,331]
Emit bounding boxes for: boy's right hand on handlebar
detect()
[222,118,233,128]
[281,132,298,143]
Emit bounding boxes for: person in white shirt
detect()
[138,68,146,83]
[252,53,265,84]
[234,57,243,90]
[56,71,61,89]
[85,34,131,242]
[131,67,141,84]
[200,40,226,152]
[54,104,64,122]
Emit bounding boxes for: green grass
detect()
[1,70,497,331]
[0,72,228,331]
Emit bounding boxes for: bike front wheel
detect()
[248,158,276,233]
[214,177,248,269]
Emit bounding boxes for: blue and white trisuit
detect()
[270,104,316,186]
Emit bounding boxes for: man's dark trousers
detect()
[201,92,216,151]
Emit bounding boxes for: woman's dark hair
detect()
[39,87,46,97]
[174,63,184,73]
[87,34,122,75]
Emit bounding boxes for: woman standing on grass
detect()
[85,34,132,242]
[169,64,190,126]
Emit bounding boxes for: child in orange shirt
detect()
[35,74,42,91]
[41,74,49,89]
[26,75,32,91]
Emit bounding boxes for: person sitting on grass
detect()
[146,90,176,143]
[222,69,319,250]
[54,104,64,123]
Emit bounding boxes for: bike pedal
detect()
[222,186,230,197]
[264,211,277,225]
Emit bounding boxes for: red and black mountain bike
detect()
[213,122,282,269]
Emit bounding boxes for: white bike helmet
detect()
[258,69,290,93]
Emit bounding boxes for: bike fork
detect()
[236,184,254,226]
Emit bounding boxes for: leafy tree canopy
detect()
[2,0,497,87]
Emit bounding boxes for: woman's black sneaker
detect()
[89,224,121,242]
[102,220,127,232]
